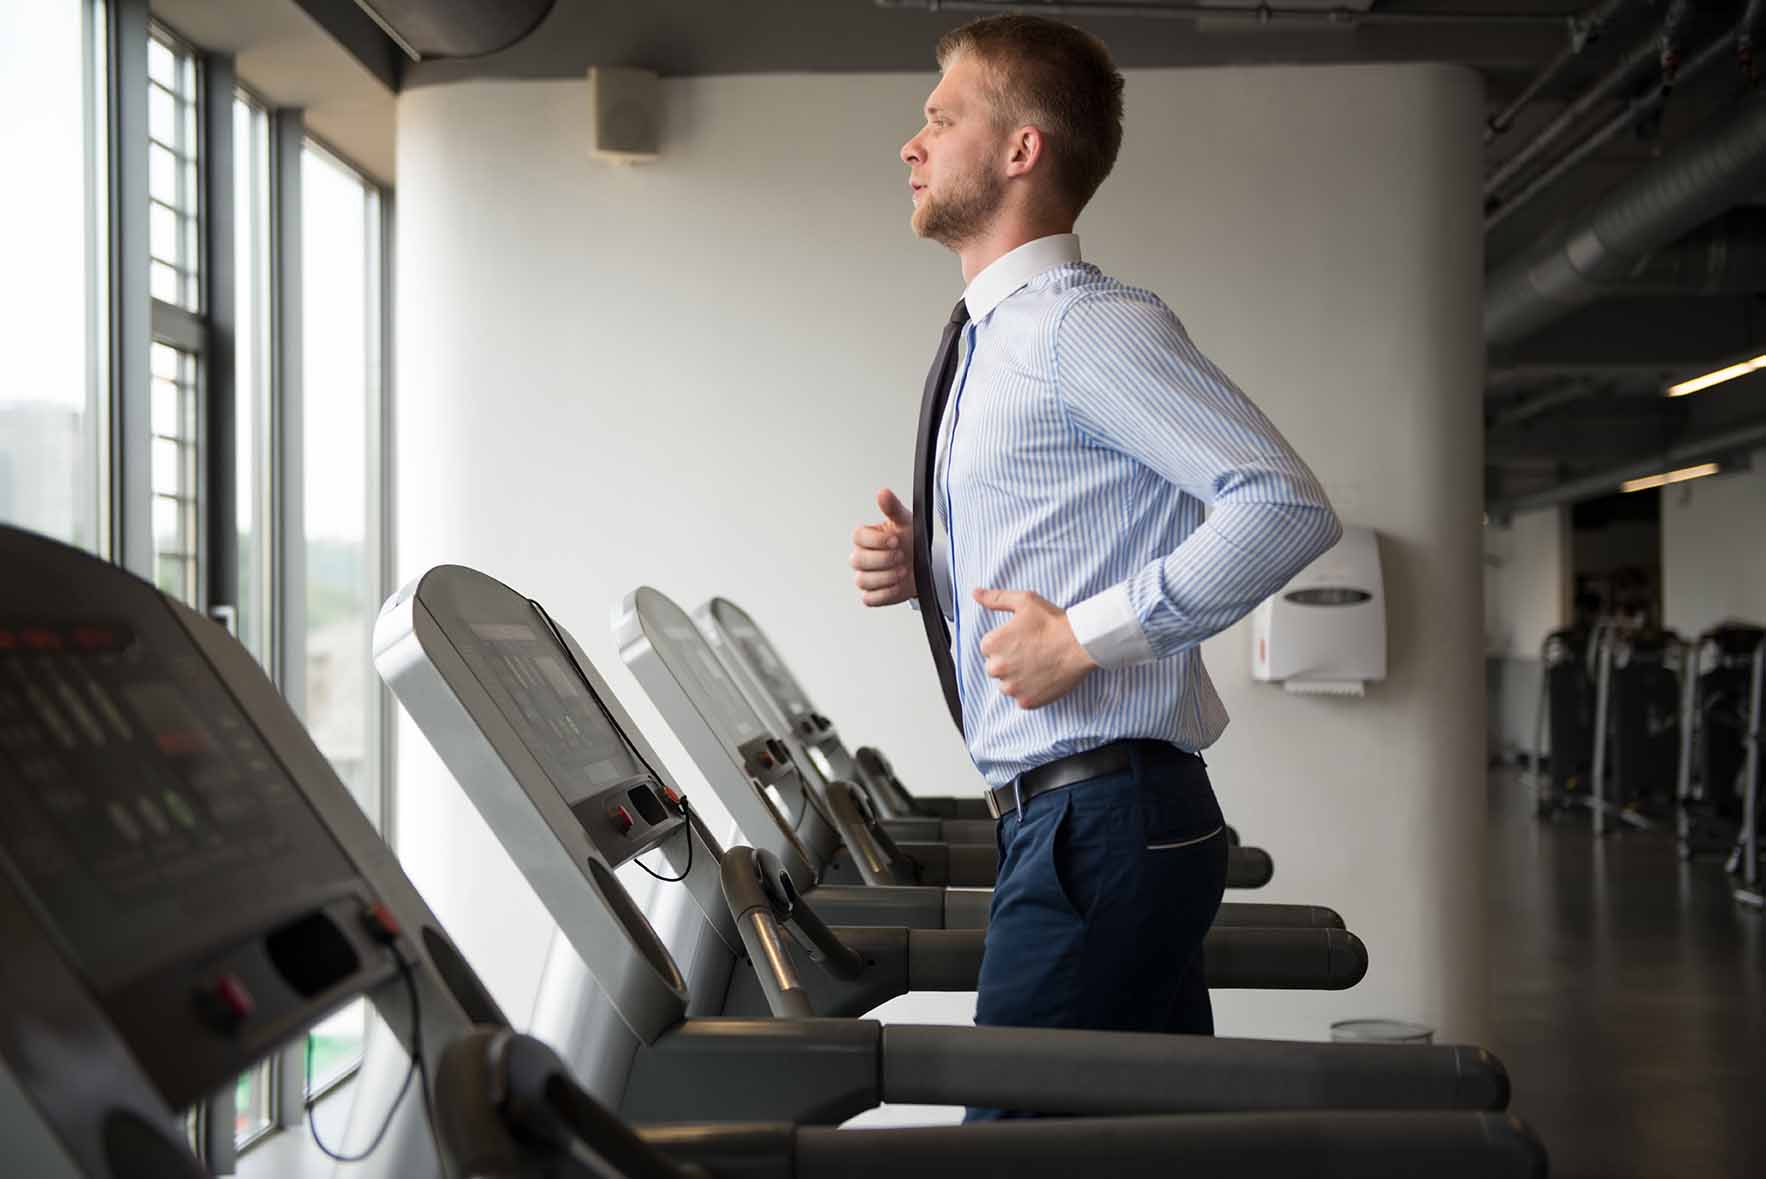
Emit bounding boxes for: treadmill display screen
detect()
[423,578,651,805]
[637,591,764,745]
[0,613,357,992]
[714,605,812,718]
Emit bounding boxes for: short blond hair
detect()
[936,14,1125,215]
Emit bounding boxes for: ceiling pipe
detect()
[1488,381,1607,431]
[1486,419,1766,514]
[1486,0,1638,145]
[1486,24,1741,232]
[1484,84,1766,350]
[873,0,1567,28]
[1611,207,1766,294]
[1742,0,1766,79]
[1484,11,1671,201]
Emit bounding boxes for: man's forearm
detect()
[1072,502,1342,668]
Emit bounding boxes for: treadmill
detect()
[694,596,1277,883]
[374,561,1525,1125]
[623,587,1325,939]
[0,528,1545,1178]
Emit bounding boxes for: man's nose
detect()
[901,135,922,166]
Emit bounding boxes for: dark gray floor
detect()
[1486,770,1764,1179]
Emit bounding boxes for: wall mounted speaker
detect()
[590,67,661,164]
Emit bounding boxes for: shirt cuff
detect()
[1066,584,1155,670]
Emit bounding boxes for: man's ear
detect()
[1005,125,1044,178]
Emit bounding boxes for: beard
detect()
[912,165,1006,249]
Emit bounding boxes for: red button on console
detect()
[364,902,401,942]
[611,805,634,836]
[215,974,255,1022]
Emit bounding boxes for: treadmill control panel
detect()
[0,531,406,1113]
[0,619,362,993]
[413,572,688,867]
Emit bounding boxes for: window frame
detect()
[97,4,397,1164]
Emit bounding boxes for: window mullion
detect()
[110,0,153,579]
[203,52,238,622]
[272,107,307,710]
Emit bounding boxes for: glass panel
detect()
[148,82,175,141]
[149,140,178,203]
[302,144,376,817]
[301,143,382,1090]
[147,35,176,88]
[306,999,367,1096]
[150,260,180,304]
[151,340,180,380]
[153,495,179,551]
[234,1060,272,1143]
[151,436,182,479]
[149,200,180,264]
[1,0,106,551]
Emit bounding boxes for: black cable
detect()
[632,794,693,883]
[305,952,422,1164]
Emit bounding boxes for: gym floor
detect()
[1486,770,1764,1178]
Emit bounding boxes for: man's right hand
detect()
[851,488,917,607]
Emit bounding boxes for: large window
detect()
[5,4,394,1161]
[0,0,108,552]
[300,138,387,1095]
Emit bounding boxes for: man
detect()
[848,15,1341,1118]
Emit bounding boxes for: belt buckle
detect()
[985,788,1004,820]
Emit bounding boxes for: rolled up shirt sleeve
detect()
[1053,291,1342,668]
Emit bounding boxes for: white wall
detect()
[1485,508,1567,658]
[392,62,1489,1059]
[1484,507,1567,759]
[1663,451,1766,636]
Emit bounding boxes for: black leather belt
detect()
[985,739,1189,819]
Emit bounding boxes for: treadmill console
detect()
[0,525,496,1179]
[382,567,688,865]
[698,599,846,783]
[0,606,382,1108]
[377,566,694,1044]
[624,589,816,823]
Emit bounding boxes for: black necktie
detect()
[911,297,971,733]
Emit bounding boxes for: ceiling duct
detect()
[352,0,558,60]
[1486,88,1766,351]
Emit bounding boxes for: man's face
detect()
[901,54,1007,249]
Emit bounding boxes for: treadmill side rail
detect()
[622,1019,881,1126]
[792,1111,1546,1179]
[878,1025,1511,1114]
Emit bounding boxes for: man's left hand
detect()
[973,588,1099,710]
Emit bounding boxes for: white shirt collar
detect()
[962,233,1082,321]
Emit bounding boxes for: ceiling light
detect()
[1619,462,1721,493]
[1666,355,1766,397]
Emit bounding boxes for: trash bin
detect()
[1330,1019,1434,1044]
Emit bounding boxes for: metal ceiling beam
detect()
[1486,417,1766,513]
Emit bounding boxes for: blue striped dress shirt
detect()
[928,234,1342,788]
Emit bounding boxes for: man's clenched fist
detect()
[973,588,1098,709]
[851,488,917,607]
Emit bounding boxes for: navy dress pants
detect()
[966,742,1228,1121]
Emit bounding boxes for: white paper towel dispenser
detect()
[1251,525,1386,696]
